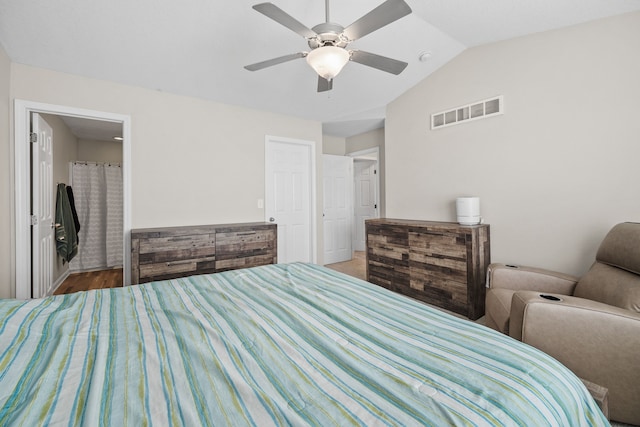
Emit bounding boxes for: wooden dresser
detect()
[131,222,277,284]
[366,219,490,319]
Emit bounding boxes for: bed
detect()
[0,263,608,426]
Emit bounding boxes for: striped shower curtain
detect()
[69,162,123,272]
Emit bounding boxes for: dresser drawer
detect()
[215,254,277,272]
[139,257,217,282]
[138,233,216,264]
[366,223,409,290]
[216,229,276,258]
[408,231,466,259]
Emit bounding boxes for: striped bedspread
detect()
[0,263,608,426]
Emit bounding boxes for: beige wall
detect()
[322,135,346,155]
[0,44,11,298]
[42,114,79,190]
[346,128,384,155]
[4,64,324,297]
[77,139,123,163]
[386,12,640,276]
[40,113,79,286]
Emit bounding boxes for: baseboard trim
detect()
[49,270,71,296]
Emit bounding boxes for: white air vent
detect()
[431,96,504,130]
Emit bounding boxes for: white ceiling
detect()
[57,116,122,142]
[1,0,639,138]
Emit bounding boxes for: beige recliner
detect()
[485,222,640,425]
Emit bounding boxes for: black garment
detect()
[66,185,81,235]
[55,183,78,263]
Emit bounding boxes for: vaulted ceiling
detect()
[1,0,638,137]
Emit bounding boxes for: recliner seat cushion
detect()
[485,288,516,334]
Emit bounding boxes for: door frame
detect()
[14,100,132,299]
[264,135,317,264]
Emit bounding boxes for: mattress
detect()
[0,263,608,426]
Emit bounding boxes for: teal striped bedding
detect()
[0,263,608,426]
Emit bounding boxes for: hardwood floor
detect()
[54,268,123,295]
[325,251,366,281]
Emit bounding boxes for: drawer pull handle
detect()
[166,260,193,267]
[236,232,257,236]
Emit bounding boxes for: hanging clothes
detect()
[66,185,81,236]
[55,183,78,263]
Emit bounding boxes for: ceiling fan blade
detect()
[244,52,306,71]
[342,0,412,41]
[253,3,317,39]
[350,50,407,75]
[317,76,333,92]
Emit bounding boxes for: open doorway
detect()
[324,147,380,278]
[349,147,380,252]
[52,115,123,294]
[14,100,131,299]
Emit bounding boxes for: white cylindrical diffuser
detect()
[456,197,481,225]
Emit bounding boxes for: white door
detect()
[31,113,54,298]
[353,159,378,252]
[265,137,315,264]
[323,155,353,264]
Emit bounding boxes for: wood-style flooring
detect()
[325,251,366,281]
[54,268,123,295]
[53,255,367,296]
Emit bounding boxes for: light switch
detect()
[257,199,264,209]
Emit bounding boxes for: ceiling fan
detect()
[244,0,412,92]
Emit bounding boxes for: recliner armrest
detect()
[509,291,640,425]
[487,263,578,293]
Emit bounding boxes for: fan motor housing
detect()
[308,23,349,48]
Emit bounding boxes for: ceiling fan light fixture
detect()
[306,46,350,80]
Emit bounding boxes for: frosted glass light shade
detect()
[306,46,350,80]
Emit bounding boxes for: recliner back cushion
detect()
[574,222,640,312]
[595,222,640,275]
[575,262,640,312]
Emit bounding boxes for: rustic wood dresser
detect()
[131,222,277,284]
[365,219,490,320]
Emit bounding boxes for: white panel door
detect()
[31,113,54,298]
[353,159,377,252]
[323,155,353,264]
[265,137,314,264]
